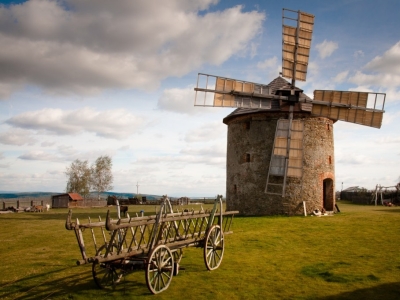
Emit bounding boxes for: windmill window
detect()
[233,184,237,193]
[328,155,332,164]
[244,121,251,130]
[246,153,251,162]
[327,123,330,131]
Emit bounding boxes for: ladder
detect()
[265,117,304,198]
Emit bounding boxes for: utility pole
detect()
[136,181,139,196]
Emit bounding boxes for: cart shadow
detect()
[0,266,151,299]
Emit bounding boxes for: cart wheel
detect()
[92,261,123,289]
[96,243,119,257]
[204,225,224,271]
[146,245,174,294]
[173,248,183,264]
[173,249,183,276]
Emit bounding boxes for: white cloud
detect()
[18,151,62,162]
[315,40,338,59]
[332,70,349,83]
[0,0,265,99]
[257,56,278,70]
[349,71,400,90]
[354,50,364,59]
[377,136,400,143]
[184,122,226,142]
[0,128,37,146]
[365,41,400,75]
[158,87,198,114]
[348,42,400,91]
[6,107,144,139]
[180,143,225,158]
[41,141,55,147]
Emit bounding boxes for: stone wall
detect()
[225,111,335,216]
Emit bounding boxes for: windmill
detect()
[194,9,386,215]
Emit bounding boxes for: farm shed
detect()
[51,193,83,208]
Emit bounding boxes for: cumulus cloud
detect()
[158,87,198,114]
[337,153,372,165]
[257,57,278,70]
[184,122,226,142]
[348,42,400,91]
[365,41,400,74]
[0,0,265,99]
[18,151,62,162]
[0,128,37,145]
[135,147,225,167]
[41,141,55,147]
[332,70,349,83]
[315,40,338,59]
[180,143,225,157]
[354,50,364,59]
[5,107,144,139]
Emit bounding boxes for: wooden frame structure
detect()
[65,196,238,294]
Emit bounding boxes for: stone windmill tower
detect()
[194,9,386,215]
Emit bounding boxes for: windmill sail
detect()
[282,9,314,82]
[194,73,276,109]
[311,90,386,128]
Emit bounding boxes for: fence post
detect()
[17,200,20,208]
[2,202,5,210]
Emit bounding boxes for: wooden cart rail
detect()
[66,208,237,265]
[65,195,238,294]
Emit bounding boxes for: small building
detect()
[342,186,364,192]
[52,193,83,208]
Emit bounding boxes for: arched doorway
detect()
[323,178,334,211]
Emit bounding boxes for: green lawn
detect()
[0,201,399,300]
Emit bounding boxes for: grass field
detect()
[0,201,399,300]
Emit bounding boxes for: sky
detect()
[0,0,399,197]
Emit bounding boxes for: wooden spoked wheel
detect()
[172,248,183,276]
[173,248,183,264]
[204,225,224,271]
[92,261,123,289]
[146,245,174,294]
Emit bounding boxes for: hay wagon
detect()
[65,195,238,294]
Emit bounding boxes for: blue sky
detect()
[0,0,399,196]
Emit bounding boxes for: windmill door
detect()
[323,178,334,211]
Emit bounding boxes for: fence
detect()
[340,190,399,205]
[2,196,225,210]
[1,197,50,210]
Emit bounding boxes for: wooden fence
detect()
[1,197,49,210]
[1,196,224,210]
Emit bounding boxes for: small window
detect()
[327,123,330,131]
[246,153,251,162]
[328,155,332,164]
[233,184,237,193]
[244,121,251,130]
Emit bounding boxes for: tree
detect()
[91,155,113,199]
[65,159,91,198]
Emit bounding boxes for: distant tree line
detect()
[65,155,113,199]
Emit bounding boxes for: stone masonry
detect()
[224,111,335,216]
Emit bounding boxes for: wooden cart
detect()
[65,195,238,294]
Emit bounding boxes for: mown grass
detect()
[0,201,399,300]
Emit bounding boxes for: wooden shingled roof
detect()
[223,76,312,124]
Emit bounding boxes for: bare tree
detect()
[65,159,91,198]
[91,155,113,199]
